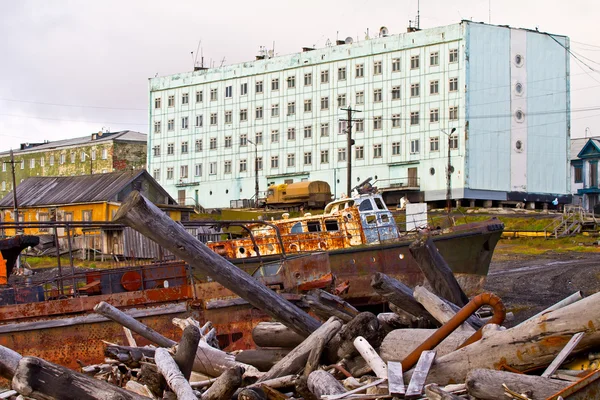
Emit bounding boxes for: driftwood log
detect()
[326,312,381,362]
[307,370,347,397]
[12,356,148,400]
[380,329,471,362]
[238,387,267,400]
[201,366,244,400]
[465,369,569,399]
[409,290,600,385]
[0,345,22,380]
[114,191,321,337]
[424,384,462,400]
[409,237,469,307]
[371,272,437,327]
[258,317,342,382]
[104,344,155,367]
[413,286,476,331]
[235,348,291,372]
[353,336,387,379]
[173,325,201,380]
[95,301,259,378]
[377,312,410,333]
[155,348,196,400]
[252,322,306,348]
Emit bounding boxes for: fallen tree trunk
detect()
[303,294,354,322]
[155,348,196,400]
[465,368,569,399]
[12,356,148,400]
[95,301,259,378]
[371,272,437,327]
[114,191,321,337]
[307,370,347,397]
[258,317,342,382]
[252,322,305,348]
[409,290,600,385]
[409,237,469,307]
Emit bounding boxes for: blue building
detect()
[148,21,570,209]
[571,137,600,212]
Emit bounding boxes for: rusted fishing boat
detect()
[0,192,503,371]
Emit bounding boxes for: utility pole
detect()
[248,139,259,207]
[340,106,362,197]
[443,128,457,213]
[8,150,19,226]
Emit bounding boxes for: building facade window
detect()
[209,162,217,175]
[256,157,263,171]
[449,106,459,120]
[304,125,312,139]
[320,123,329,137]
[181,116,188,129]
[287,101,295,115]
[392,142,401,155]
[210,137,217,149]
[410,139,420,154]
[392,58,401,72]
[225,110,232,124]
[373,60,382,75]
[339,121,347,134]
[271,156,279,168]
[167,167,174,179]
[410,55,420,69]
[153,169,160,180]
[240,133,247,146]
[180,165,188,178]
[256,81,263,93]
[449,77,458,92]
[356,91,364,105]
[430,137,439,151]
[287,76,295,88]
[304,152,312,165]
[210,113,217,125]
[240,83,248,95]
[239,159,247,172]
[338,67,346,81]
[154,121,161,134]
[449,48,459,63]
[195,115,203,127]
[240,109,248,122]
[450,134,459,149]
[392,86,401,100]
[271,78,279,91]
[168,119,174,131]
[430,52,439,66]
[373,89,382,102]
[196,91,203,102]
[320,150,329,164]
[373,116,382,130]
[321,96,329,110]
[355,146,364,160]
[195,164,202,177]
[224,160,232,174]
[320,70,329,83]
[337,148,346,162]
[182,93,189,105]
[255,131,263,144]
[168,95,175,107]
[271,130,279,143]
[392,114,401,128]
[373,144,382,158]
[304,99,312,112]
[430,80,439,95]
[411,83,420,97]
[287,153,295,167]
[153,145,161,157]
[167,143,175,155]
[304,73,312,86]
[287,127,296,141]
[337,94,346,107]
[355,120,364,132]
[195,139,203,152]
[430,108,439,123]
[256,106,263,119]
[355,64,364,78]
[155,97,161,109]
[271,104,279,117]
[225,136,232,148]
[181,141,188,154]
[410,111,420,125]
[210,88,217,101]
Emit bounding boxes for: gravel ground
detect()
[484,251,600,325]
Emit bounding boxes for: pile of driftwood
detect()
[1,192,599,399]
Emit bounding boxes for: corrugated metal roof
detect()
[0,170,152,207]
[0,131,146,156]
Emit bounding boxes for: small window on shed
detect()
[359,200,373,211]
[291,222,303,233]
[307,221,321,232]
[325,220,339,231]
[374,198,386,210]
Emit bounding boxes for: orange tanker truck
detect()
[265,180,332,210]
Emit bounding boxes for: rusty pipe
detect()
[401,292,505,371]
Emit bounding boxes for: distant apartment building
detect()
[0,130,147,199]
[148,21,570,209]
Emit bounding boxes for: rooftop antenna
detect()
[193,40,202,68]
[417,0,420,29]
[219,57,225,67]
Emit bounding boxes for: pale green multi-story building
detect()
[149,21,570,210]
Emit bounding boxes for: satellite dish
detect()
[380,26,389,37]
[345,36,354,44]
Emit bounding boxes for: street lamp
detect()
[247,139,259,207]
[442,128,457,212]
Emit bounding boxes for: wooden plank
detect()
[405,350,436,399]
[541,332,585,378]
[387,361,405,396]
[323,378,387,400]
[123,327,137,347]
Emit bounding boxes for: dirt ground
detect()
[484,249,600,325]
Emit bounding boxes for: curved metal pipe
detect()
[401,292,505,371]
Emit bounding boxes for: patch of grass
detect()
[22,256,113,270]
[494,236,600,259]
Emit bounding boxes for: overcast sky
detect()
[1,0,599,151]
